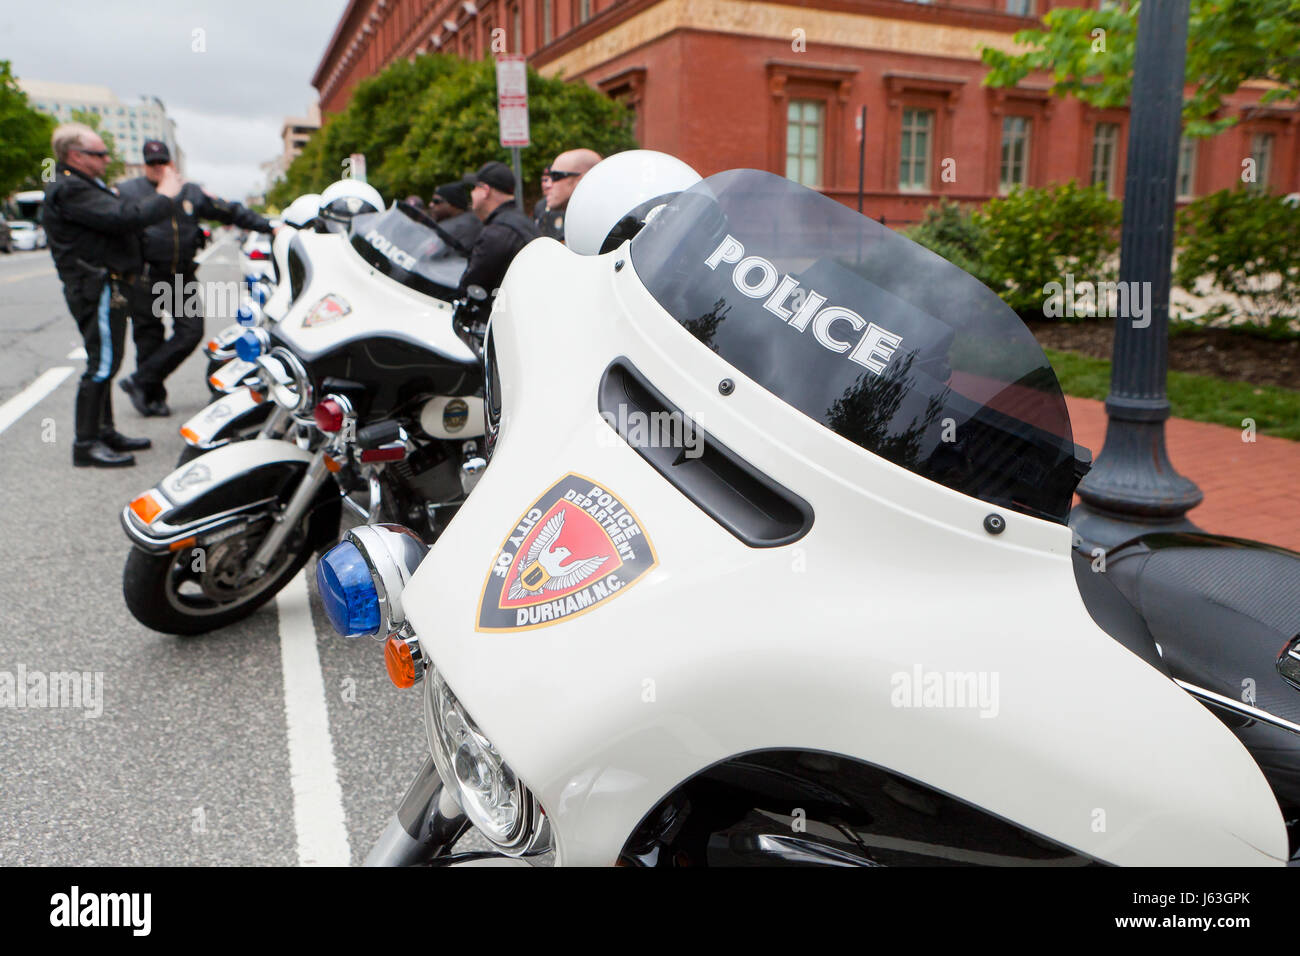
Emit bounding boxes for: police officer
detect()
[118,140,275,416]
[427,181,482,254]
[43,122,181,467]
[460,161,540,301]
[533,148,601,242]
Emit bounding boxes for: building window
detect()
[1000,116,1031,193]
[1090,122,1119,195]
[1176,135,1197,199]
[542,0,553,43]
[1249,132,1274,191]
[512,4,522,52]
[578,0,591,23]
[899,108,933,192]
[1006,0,1033,14]
[785,100,825,188]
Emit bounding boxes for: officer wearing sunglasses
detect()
[534,149,602,243]
[43,123,183,467]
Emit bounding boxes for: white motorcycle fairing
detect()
[272,229,475,366]
[261,226,299,323]
[402,237,1288,866]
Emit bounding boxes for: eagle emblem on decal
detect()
[303,293,351,328]
[478,474,657,632]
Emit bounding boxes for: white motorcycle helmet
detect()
[564,150,702,255]
[318,179,384,227]
[281,192,322,229]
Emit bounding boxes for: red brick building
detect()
[312,0,1299,222]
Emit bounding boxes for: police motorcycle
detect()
[317,152,1300,866]
[192,188,352,441]
[120,185,490,636]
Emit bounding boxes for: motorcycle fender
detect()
[179,387,270,449]
[121,439,332,554]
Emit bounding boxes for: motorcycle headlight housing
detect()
[425,667,538,852]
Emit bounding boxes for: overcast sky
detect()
[2,0,350,199]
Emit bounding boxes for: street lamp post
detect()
[1070,0,1203,551]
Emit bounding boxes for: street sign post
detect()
[495,55,529,211]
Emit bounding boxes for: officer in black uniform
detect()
[427,181,482,254]
[459,161,540,303]
[43,123,181,467]
[118,140,275,416]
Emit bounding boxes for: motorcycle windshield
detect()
[350,203,467,301]
[629,169,1078,523]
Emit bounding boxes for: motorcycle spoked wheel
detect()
[123,509,327,636]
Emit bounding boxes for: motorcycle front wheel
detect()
[123,509,330,636]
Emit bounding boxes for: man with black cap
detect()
[43,122,181,467]
[117,139,275,416]
[459,161,539,303]
[427,181,482,254]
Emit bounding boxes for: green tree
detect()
[267,54,637,208]
[68,109,126,183]
[0,60,55,196]
[981,0,1300,137]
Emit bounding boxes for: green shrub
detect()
[973,181,1122,319]
[1174,188,1300,338]
[904,199,993,288]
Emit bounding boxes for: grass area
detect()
[1043,348,1300,441]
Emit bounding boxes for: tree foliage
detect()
[68,109,126,183]
[981,0,1300,137]
[1174,189,1300,334]
[0,61,55,196]
[267,54,637,209]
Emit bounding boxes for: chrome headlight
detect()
[257,347,313,418]
[425,667,542,853]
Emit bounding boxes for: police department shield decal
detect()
[477,474,657,632]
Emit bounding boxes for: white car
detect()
[9,221,46,251]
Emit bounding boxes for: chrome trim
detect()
[259,346,314,419]
[246,446,331,576]
[344,523,429,636]
[1175,678,1300,736]
[121,497,277,554]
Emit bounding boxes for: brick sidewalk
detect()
[1067,396,1300,552]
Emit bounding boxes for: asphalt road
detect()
[0,238,479,865]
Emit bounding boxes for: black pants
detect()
[132,265,204,401]
[66,277,128,442]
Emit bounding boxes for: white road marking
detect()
[67,347,87,360]
[276,567,351,866]
[194,238,233,265]
[0,267,55,285]
[0,366,74,436]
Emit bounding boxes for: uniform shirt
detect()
[118,178,272,272]
[438,210,483,255]
[459,203,541,297]
[43,163,173,285]
[533,197,564,242]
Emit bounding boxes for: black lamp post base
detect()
[1069,500,1201,553]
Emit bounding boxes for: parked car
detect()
[8,220,46,251]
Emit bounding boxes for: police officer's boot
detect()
[72,380,135,467]
[99,386,151,452]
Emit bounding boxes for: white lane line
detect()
[67,347,87,360]
[276,567,351,866]
[0,366,74,436]
[194,238,233,265]
[0,267,55,285]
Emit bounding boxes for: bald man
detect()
[533,148,602,243]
